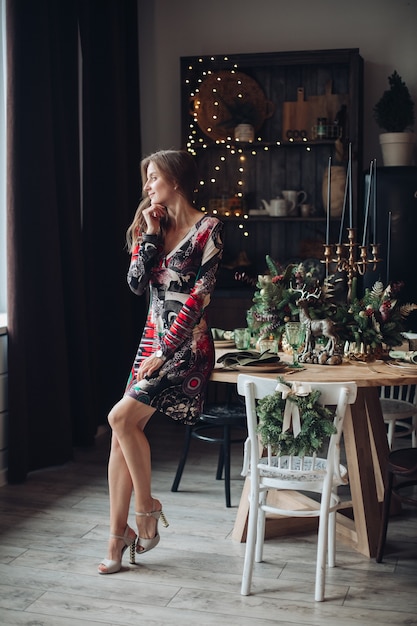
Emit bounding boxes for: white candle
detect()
[362,161,373,246]
[386,211,392,284]
[326,156,331,244]
[373,159,377,241]
[348,143,353,228]
[338,163,349,244]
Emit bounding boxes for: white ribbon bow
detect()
[275,381,312,437]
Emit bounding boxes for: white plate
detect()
[214,340,236,349]
[386,360,417,372]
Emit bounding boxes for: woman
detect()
[98,150,223,574]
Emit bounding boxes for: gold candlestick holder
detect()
[322,228,381,302]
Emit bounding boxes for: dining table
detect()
[211,345,417,558]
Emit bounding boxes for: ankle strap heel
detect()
[135,506,169,554]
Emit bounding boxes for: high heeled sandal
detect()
[98,525,137,575]
[135,507,169,555]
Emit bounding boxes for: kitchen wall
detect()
[138,0,417,166]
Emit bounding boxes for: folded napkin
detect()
[211,328,234,340]
[217,350,281,368]
[389,350,417,364]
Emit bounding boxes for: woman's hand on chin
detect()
[143,203,167,233]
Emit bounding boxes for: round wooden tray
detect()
[191,70,274,141]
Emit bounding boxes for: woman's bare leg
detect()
[107,396,161,542]
[97,436,135,572]
[108,435,133,531]
[98,396,157,572]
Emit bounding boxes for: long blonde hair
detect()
[126,150,199,251]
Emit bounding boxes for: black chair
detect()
[376,447,417,562]
[171,403,247,507]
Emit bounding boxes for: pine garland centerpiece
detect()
[244,256,333,342]
[256,379,337,457]
[346,280,417,355]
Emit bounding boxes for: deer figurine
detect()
[293,285,338,356]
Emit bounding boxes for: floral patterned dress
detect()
[125,215,223,425]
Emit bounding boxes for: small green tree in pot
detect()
[373,71,415,166]
[373,71,414,132]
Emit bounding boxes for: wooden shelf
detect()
[209,215,328,222]
[181,49,363,326]
[181,48,363,214]
[192,139,345,150]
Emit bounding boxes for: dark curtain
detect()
[6,0,144,483]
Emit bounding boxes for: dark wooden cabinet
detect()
[363,166,417,331]
[181,49,363,327]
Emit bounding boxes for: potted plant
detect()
[373,71,415,166]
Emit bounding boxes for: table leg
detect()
[365,387,390,500]
[232,477,250,541]
[340,388,387,556]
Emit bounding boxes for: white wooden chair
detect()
[379,385,417,449]
[237,374,357,602]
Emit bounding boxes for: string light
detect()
[184,55,290,238]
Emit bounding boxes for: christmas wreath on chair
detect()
[256,379,337,457]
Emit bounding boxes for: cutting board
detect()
[282,87,311,140]
[307,80,350,129]
[282,82,350,141]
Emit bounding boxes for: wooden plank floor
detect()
[0,415,416,625]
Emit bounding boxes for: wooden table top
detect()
[211,349,417,387]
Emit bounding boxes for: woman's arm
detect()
[127,202,167,295]
[127,234,161,296]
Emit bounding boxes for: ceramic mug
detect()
[269,198,289,217]
[408,334,417,351]
[282,190,307,216]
